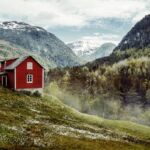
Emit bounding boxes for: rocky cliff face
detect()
[115,14,150,51]
[0,21,79,68]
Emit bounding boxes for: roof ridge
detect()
[0,57,18,62]
[5,56,29,70]
[5,55,45,70]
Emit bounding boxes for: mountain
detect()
[0,40,53,68]
[0,21,79,68]
[115,14,150,51]
[68,38,115,62]
[88,14,150,67]
[90,43,116,60]
[67,37,101,57]
[0,87,150,149]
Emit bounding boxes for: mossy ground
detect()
[0,87,150,149]
[2,136,150,150]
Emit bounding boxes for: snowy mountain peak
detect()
[67,37,101,56]
[0,21,45,32]
[68,37,116,62]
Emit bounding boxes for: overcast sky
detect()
[0,0,150,44]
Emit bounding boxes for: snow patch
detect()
[124,40,128,44]
[26,119,40,124]
[68,36,101,56]
[0,21,45,32]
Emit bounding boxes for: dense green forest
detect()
[47,49,150,126]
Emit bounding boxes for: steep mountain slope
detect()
[0,87,150,149]
[115,14,150,51]
[88,14,150,67]
[90,43,116,60]
[0,21,79,68]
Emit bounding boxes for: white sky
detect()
[0,0,149,43]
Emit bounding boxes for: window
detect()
[27,62,33,69]
[27,74,33,83]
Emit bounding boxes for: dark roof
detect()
[5,55,45,70]
[0,72,6,75]
[0,58,17,63]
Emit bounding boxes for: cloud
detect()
[73,33,120,45]
[100,34,121,44]
[0,0,88,28]
[0,0,149,28]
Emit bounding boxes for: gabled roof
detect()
[0,57,17,63]
[5,55,45,70]
[5,56,28,70]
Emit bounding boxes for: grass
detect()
[3,136,149,150]
[0,87,150,149]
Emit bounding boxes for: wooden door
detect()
[2,76,7,87]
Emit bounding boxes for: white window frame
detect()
[27,74,33,83]
[27,62,33,70]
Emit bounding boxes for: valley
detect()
[0,13,150,150]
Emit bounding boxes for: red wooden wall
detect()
[16,56,43,89]
[0,59,16,87]
[7,70,14,89]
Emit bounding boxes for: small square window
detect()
[27,62,33,69]
[27,74,33,83]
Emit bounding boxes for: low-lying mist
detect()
[45,82,150,126]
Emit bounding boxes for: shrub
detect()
[33,91,41,97]
[20,90,32,96]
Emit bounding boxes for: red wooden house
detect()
[0,56,44,93]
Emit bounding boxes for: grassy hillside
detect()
[0,87,150,149]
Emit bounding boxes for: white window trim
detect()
[27,74,33,83]
[42,68,44,88]
[27,62,33,70]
